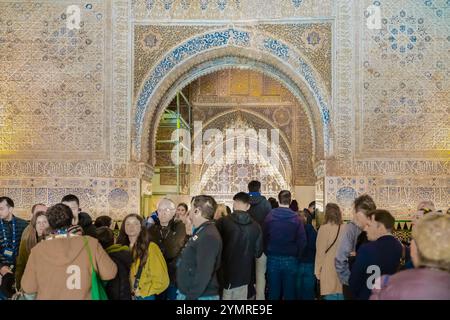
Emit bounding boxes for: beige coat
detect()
[21,234,117,300]
[315,223,344,296]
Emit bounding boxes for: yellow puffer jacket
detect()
[130,242,169,298]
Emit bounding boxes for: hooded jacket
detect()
[248,193,272,228]
[263,207,307,258]
[21,234,117,300]
[78,212,97,238]
[105,244,132,300]
[216,210,263,289]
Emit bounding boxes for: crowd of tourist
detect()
[0,181,449,300]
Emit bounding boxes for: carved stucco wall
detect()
[325,0,449,217]
[131,0,333,20]
[0,0,448,219]
[0,0,142,219]
[133,0,449,218]
[133,26,331,164]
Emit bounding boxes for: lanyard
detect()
[191,221,211,240]
[0,216,17,252]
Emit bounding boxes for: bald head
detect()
[157,198,176,226]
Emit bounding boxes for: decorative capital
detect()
[128,162,154,181]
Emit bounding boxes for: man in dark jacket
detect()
[0,197,29,299]
[176,195,222,300]
[263,190,306,300]
[370,213,450,300]
[96,227,132,300]
[303,201,316,225]
[247,180,272,300]
[216,192,263,300]
[149,198,188,300]
[61,194,97,238]
[248,181,272,227]
[297,211,317,300]
[78,212,97,238]
[349,210,403,300]
[335,194,376,299]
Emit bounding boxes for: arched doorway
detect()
[133,27,330,212]
[148,68,317,210]
[194,109,293,206]
[133,27,331,165]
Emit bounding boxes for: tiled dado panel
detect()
[325,176,449,219]
[0,177,140,220]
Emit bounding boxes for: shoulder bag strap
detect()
[132,258,145,294]
[325,224,341,254]
[82,236,95,271]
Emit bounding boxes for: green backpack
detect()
[83,236,109,300]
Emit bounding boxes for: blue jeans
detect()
[166,283,178,300]
[266,255,299,300]
[296,262,316,300]
[135,295,156,300]
[156,282,178,300]
[323,293,344,300]
[176,290,219,300]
